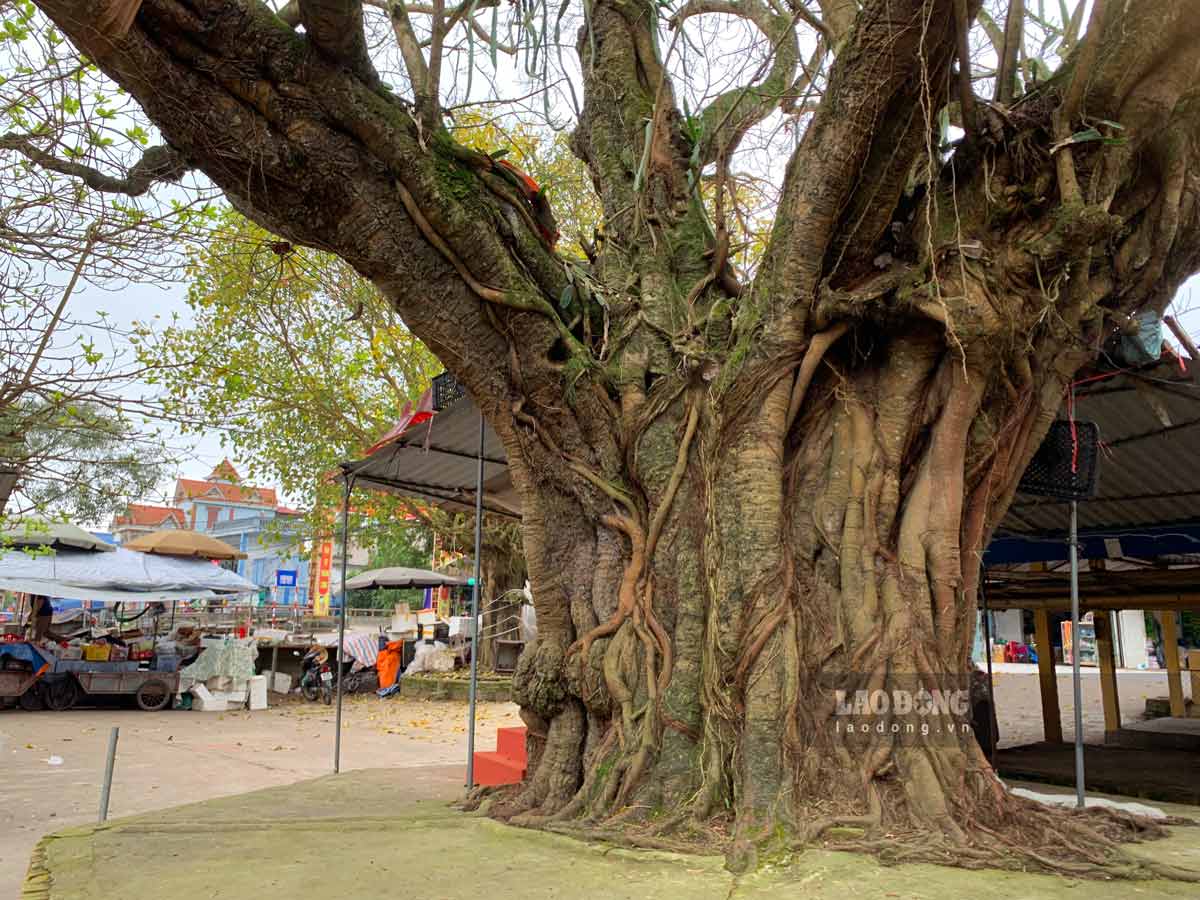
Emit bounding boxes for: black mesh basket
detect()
[1017,420,1100,500]
[431,371,465,411]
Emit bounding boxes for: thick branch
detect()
[298,0,379,84]
[993,0,1023,104]
[425,0,446,128]
[29,0,571,435]
[755,0,971,337]
[0,137,188,196]
[813,0,855,45]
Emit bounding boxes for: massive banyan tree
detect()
[27,0,1200,878]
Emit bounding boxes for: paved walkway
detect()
[22,770,1200,899]
[0,695,518,894]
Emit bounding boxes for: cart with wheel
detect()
[1,641,180,711]
[0,640,54,710]
[74,669,179,711]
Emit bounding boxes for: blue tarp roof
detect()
[0,640,54,671]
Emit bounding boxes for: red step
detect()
[473,750,525,786]
[496,726,527,763]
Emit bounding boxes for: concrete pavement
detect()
[21,770,1200,899]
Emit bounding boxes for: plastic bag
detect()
[403,641,455,676]
[519,604,538,644]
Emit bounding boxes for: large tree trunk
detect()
[32,0,1200,879]
[497,324,1095,870]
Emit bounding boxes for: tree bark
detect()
[29,0,1200,878]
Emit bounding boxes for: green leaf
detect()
[1049,127,1103,154]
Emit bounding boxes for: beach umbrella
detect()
[344,566,468,591]
[1,520,116,552]
[123,529,247,561]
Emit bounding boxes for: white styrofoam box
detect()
[271,672,293,693]
[189,683,229,712]
[447,615,482,637]
[213,689,248,705]
[248,675,268,710]
[391,610,417,632]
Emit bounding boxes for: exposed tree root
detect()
[489,797,1199,883]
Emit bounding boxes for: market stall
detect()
[0,539,257,711]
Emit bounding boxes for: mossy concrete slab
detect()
[400,674,512,702]
[25,771,1200,899]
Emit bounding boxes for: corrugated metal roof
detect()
[341,386,520,518]
[1001,360,1200,536]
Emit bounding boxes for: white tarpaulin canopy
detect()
[0,546,257,603]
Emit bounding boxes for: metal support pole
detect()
[466,412,485,788]
[333,475,354,774]
[98,727,119,822]
[1069,499,1086,808]
[979,567,995,725]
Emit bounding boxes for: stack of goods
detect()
[178,636,266,712]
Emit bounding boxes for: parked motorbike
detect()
[299,646,333,705]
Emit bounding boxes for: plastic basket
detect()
[1017,420,1100,500]
[432,371,465,411]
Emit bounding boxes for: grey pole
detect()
[1069,498,1085,808]
[466,412,485,788]
[334,474,354,774]
[979,566,995,756]
[98,726,119,822]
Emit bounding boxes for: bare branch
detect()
[813,0,856,45]
[672,0,801,164]
[0,137,188,196]
[388,1,433,103]
[780,0,832,44]
[1061,0,1106,123]
[426,0,446,127]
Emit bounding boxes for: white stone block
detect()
[249,675,268,710]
